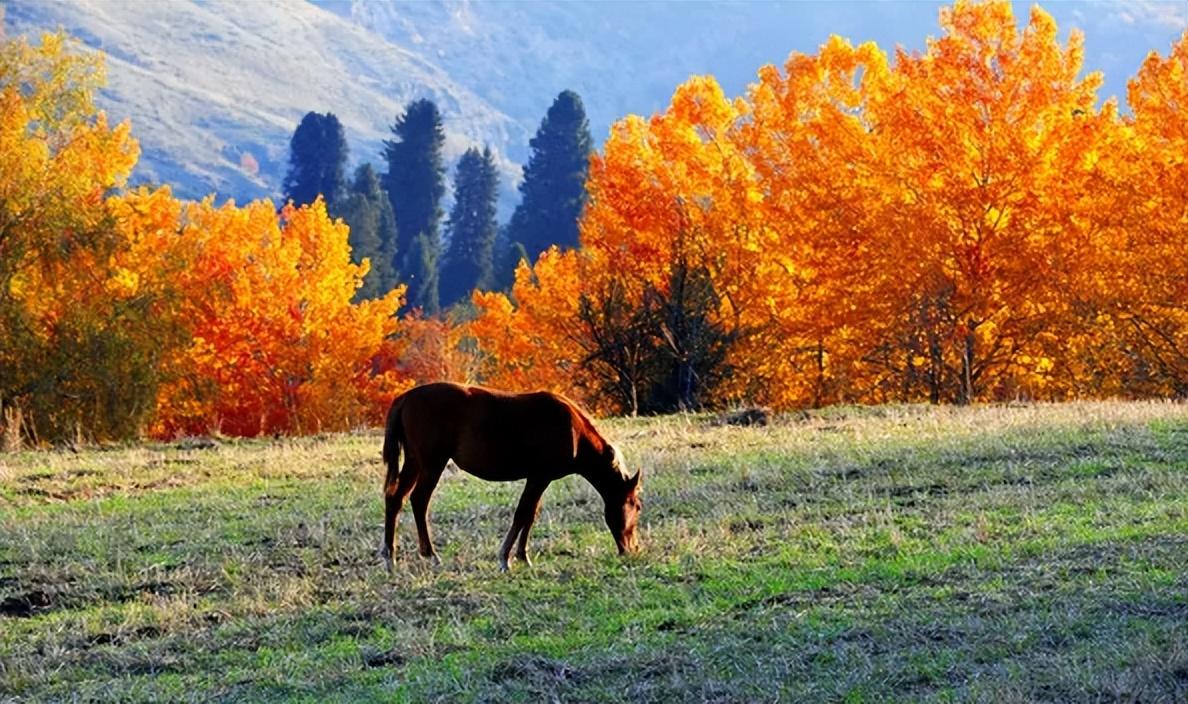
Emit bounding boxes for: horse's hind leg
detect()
[410,459,446,564]
[381,463,417,572]
[499,479,548,572]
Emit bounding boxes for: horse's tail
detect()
[382,393,406,487]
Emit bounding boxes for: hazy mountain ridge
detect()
[5,0,1176,207]
[317,0,1184,139]
[4,0,529,204]
[313,0,753,154]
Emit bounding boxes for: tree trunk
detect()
[814,338,825,408]
[959,326,976,404]
[928,330,943,405]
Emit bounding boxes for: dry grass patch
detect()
[1,401,1186,702]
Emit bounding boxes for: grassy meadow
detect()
[1,402,1187,702]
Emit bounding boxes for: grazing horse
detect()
[380,382,642,571]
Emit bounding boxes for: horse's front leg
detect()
[499,479,548,572]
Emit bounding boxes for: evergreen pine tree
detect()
[506,90,592,262]
[406,233,440,314]
[440,147,499,307]
[374,180,400,288]
[283,112,348,208]
[491,224,530,291]
[382,99,445,311]
[337,164,398,300]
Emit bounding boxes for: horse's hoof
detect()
[378,547,394,573]
[499,561,510,573]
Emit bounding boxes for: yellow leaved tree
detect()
[0,32,144,443]
[2,31,411,443]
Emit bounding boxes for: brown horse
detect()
[380,382,642,571]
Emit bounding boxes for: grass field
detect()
[2,402,1187,703]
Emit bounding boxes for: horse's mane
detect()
[555,398,600,451]
[561,397,633,482]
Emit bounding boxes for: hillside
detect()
[3,0,528,204]
[5,0,1175,208]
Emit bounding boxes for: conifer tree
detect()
[491,224,528,292]
[441,147,499,307]
[382,99,445,310]
[406,233,440,314]
[506,90,592,262]
[338,164,398,299]
[283,112,348,208]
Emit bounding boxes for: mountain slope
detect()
[318,0,1172,151]
[4,0,528,203]
[5,0,1175,207]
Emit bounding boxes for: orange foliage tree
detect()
[387,311,483,388]
[860,2,1112,402]
[1096,30,1188,396]
[7,5,1188,439]
[475,79,770,413]
[471,248,595,404]
[109,190,408,437]
[470,0,1185,412]
[742,36,892,407]
[2,32,410,442]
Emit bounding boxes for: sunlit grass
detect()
[2,401,1187,702]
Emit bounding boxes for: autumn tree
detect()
[110,190,408,437]
[0,31,145,444]
[474,76,792,413]
[1090,30,1188,397]
[441,147,499,307]
[283,111,349,209]
[390,312,483,387]
[469,248,596,406]
[579,77,782,409]
[740,35,895,407]
[863,1,1108,402]
[470,0,1148,412]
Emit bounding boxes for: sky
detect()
[629,0,1188,114]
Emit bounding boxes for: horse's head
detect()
[602,445,642,555]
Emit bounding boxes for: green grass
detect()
[2,402,1187,702]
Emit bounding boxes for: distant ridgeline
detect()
[2,1,1188,449]
[1,0,543,210]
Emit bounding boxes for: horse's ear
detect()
[628,470,641,490]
